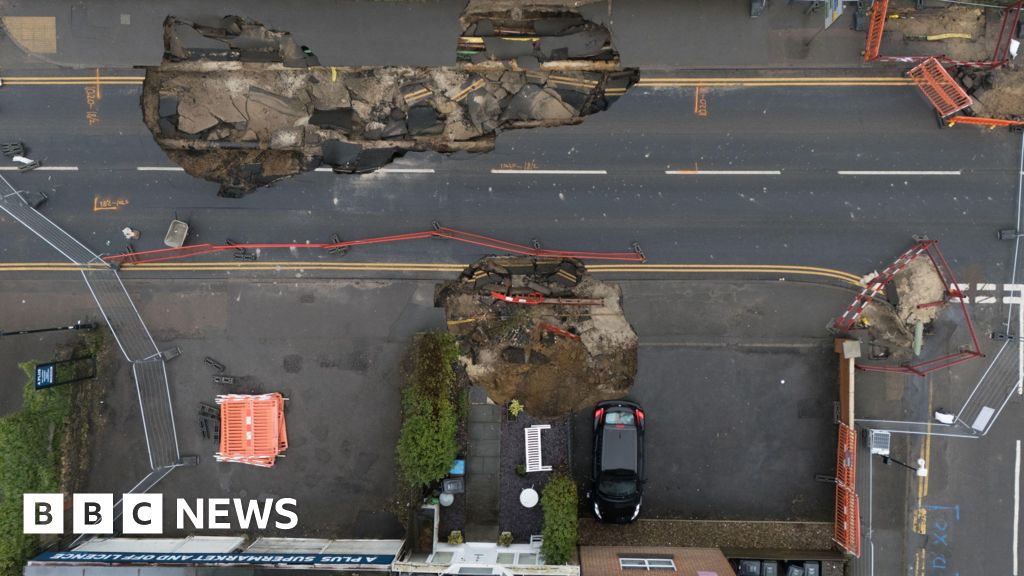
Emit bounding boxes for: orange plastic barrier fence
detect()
[948,115,1024,128]
[216,393,288,468]
[907,58,972,118]
[864,0,889,61]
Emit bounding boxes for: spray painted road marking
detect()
[664,169,781,175]
[491,169,607,175]
[837,170,962,176]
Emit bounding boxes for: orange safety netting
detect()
[215,393,288,468]
[833,422,860,557]
[907,57,972,118]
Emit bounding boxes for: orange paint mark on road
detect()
[93,196,128,212]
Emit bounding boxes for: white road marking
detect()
[313,167,436,173]
[978,283,997,291]
[975,296,998,304]
[136,166,184,171]
[0,166,78,171]
[1006,297,1024,305]
[1015,439,1021,575]
[837,170,962,176]
[1007,284,1024,292]
[491,169,607,175]
[664,170,781,175]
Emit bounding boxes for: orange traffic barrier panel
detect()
[908,58,972,118]
[216,393,288,468]
[864,0,889,61]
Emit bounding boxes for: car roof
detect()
[600,426,638,472]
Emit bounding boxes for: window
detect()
[619,558,676,571]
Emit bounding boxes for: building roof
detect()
[579,546,735,576]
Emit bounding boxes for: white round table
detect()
[520,488,539,508]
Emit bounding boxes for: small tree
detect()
[540,474,578,564]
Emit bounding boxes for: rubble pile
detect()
[958,67,1024,120]
[857,256,946,362]
[142,12,638,196]
[459,2,616,66]
[436,256,637,418]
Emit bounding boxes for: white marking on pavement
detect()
[978,283,997,291]
[664,170,781,175]
[975,296,998,304]
[1006,297,1024,305]
[1007,284,1024,292]
[313,167,436,173]
[837,170,961,176]
[491,169,607,175]
[1015,439,1021,575]
[136,166,184,171]
[0,166,78,171]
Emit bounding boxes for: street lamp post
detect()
[881,455,929,477]
[0,321,97,339]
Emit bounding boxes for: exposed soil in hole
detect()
[436,256,637,418]
[855,253,948,363]
[959,67,1024,120]
[883,1,994,62]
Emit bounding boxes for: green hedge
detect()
[0,362,72,576]
[541,474,578,565]
[397,332,460,488]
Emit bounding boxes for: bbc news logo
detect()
[24,494,298,534]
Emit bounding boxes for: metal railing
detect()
[0,173,181,469]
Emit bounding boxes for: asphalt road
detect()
[3,68,1024,574]
[0,74,1020,281]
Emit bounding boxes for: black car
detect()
[590,400,645,523]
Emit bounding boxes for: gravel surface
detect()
[499,411,571,543]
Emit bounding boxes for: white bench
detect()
[524,424,552,472]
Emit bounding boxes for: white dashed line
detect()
[491,169,607,175]
[136,166,185,171]
[978,283,998,291]
[0,166,78,171]
[665,170,781,175]
[313,167,436,173]
[837,170,961,176]
[975,296,998,304]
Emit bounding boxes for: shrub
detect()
[498,531,513,547]
[508,398,524,418]
[515,463,527,477]
[0,362,72,576]
[396,332,460,488]
[540,474,578,565]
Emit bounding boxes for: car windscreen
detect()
[604,410,635,426]
[597,471,637,499]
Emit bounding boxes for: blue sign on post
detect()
[34,363,56,389]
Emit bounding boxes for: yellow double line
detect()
[639,76,914,88]
[0,261,863,285]
[2,75,144,85]
[1,75,912,89]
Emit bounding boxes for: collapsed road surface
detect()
[438,257,638,418]
[142,9,638,196]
